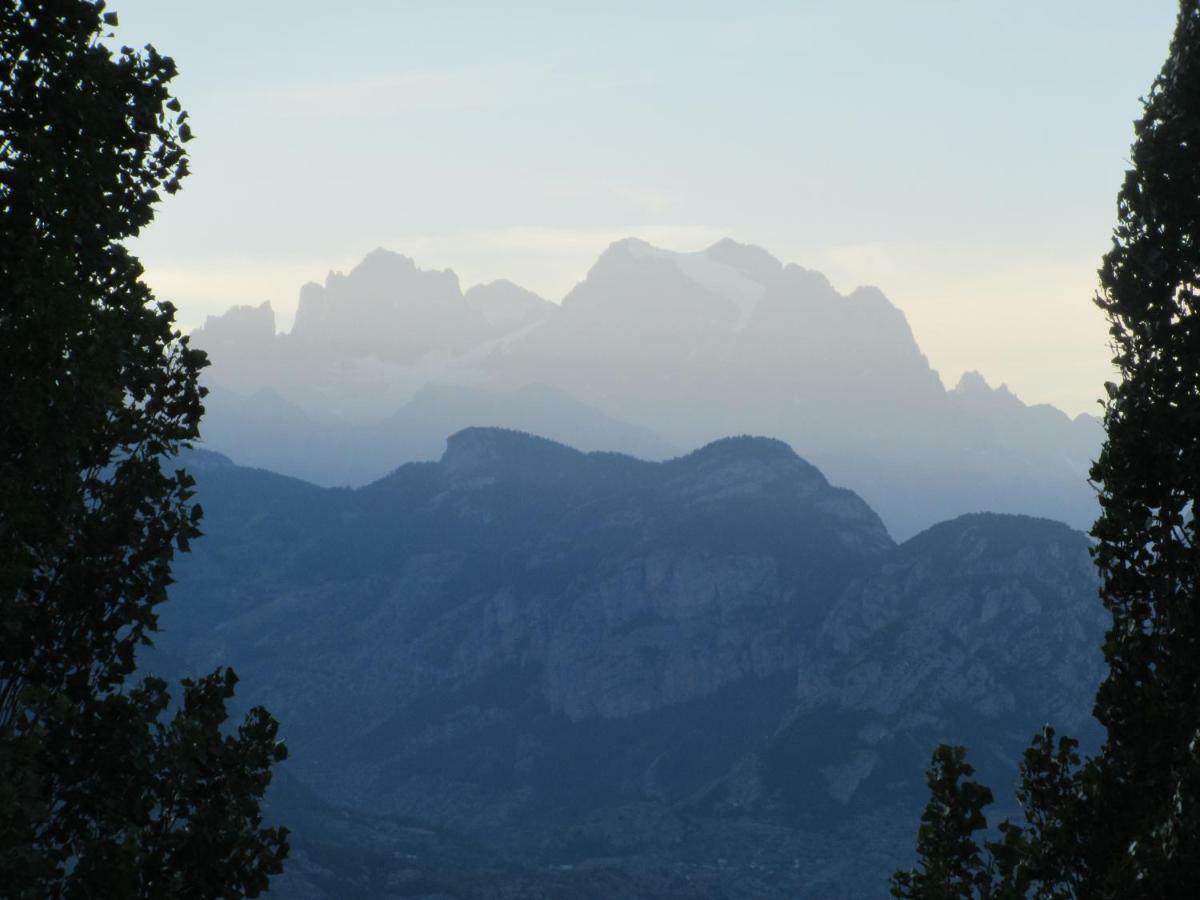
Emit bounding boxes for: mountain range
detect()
[159,430,1107,898]
[190,239,1102,541]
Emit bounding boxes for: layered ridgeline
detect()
[162,430,1105,898]
[192,240,1100,540]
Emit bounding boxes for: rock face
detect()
[787,514,1106,821]
[190,239,1102,540]
[290,249,486,357]
[160,430,1107,898]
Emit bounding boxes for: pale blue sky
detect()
[117,1,1177,415]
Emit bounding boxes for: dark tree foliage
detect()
[1086,0,1200,891]
[0,1,288,895]
[891,746,995,899]
[892,2,1200,896]
[982,728,1090,899]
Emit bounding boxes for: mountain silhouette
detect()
[161,431,1105,897]
[190,239,1101,538]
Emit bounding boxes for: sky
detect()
[115,1,1178,417]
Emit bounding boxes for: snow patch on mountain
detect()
[626,239,768,330]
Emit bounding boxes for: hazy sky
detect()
[116,1,1177,416]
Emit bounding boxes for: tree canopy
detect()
[0,1,287,894]
[1086,0,1200,888]
[893,1,1200,895]
[890,746,995,899]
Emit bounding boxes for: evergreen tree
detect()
[0,1,287,894]
[893,2,1200,895]
[891,746,995,899]
[1085,0,1200,891]
[988,728,1089,898]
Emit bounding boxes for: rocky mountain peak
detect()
[953,370,1046,417]
[846,284,897,311]
[192,300,276,346]
[287,248,485,355]
[190,240,1104,541]
[955,369,1007,397]
[575,238,656,281]
[703,238,784,284]
[354,245,420,274]
[463,279,553,332]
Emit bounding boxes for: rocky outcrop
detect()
[291,248,485,357]
[782,514,1105,818]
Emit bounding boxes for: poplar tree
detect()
[0,2,288,894]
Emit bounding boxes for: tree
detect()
[892,1,1200,895]
[891,746,995,899]
[992,728,1089,898]
[1085,0,1200,891]
[0,1,288,895]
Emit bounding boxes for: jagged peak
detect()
[565,238,666,294]
[776,262,838,298]
[296,249,464,301]
[191,300,276,343]
[361,245,416,266]
[847,284,898,309]
[591,236,785,286]
[955,369,990,392]
[611,236,657,253]
[954,369,1014,398]
[703,238,784,282]
[340,247,459,288]
[289,247,474,344]
[592,236,657,264]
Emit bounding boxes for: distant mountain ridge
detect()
[191,239,1101,538]
[162,429,1106,897]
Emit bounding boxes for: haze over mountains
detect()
[162,431,1106,897]
[191,239,1101,540]
[173,239,1113,894]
